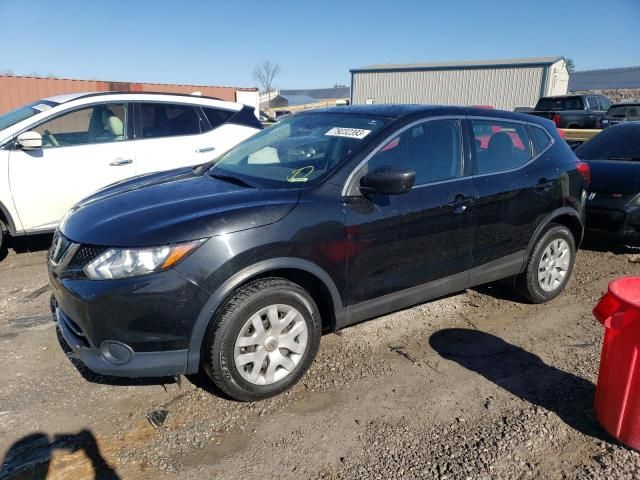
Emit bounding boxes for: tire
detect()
[202,277,322,401]
[516,224,576,304]
[0,221,7,261]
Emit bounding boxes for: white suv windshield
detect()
[0,100,58,131]
[208,112,390,188]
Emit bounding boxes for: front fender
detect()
[184,257,344,374]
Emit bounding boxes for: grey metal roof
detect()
[279,87,350,100]
[569,66,640,91]
[351,56,563,73]
[277,94,318,106]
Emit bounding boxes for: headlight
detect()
[84,240,205,280]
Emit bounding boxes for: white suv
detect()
[0,92,262,251]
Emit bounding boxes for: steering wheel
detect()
[43,129,60,147]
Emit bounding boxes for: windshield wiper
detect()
[209,171,256,188]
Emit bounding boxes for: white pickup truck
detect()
[0,92,262,253]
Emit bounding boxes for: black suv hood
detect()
[61,168,300,247]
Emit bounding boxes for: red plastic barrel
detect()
[593,277,640,450]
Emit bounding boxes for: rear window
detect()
[536,97,584,111]
[575,125,640,161]
[607,106,628,118]
[607,105,640,119]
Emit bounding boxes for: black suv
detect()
[49,105,588,401]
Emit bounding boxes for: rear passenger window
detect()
[367,119,462,185]
[527,125,553,155]
[202,107,234,130]
[471,120,533,174]
[139,103,202,138]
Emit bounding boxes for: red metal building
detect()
[0,75,257,113]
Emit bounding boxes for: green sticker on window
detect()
[287,166,314,182]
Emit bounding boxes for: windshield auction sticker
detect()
[325,127,371,139]
[32,104,52,112]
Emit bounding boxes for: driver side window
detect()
[34,104,127,148]
[366,119,463,186]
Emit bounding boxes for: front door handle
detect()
[196,147,216,153]
[448,195,473,214]
[109,158,133,166]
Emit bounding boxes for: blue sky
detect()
[0,0,638,89]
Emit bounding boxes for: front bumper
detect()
[50,266,211,377]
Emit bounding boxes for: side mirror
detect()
[16,131,42,150]
[360,166,416,195]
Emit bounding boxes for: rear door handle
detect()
[196,147,215,153]
[109,158,133,166]
[448,195,473,214]
[534,181,553,193]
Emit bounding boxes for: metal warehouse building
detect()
[350,57,569,110]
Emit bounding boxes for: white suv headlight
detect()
[84,240,205,280]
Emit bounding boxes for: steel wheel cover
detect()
[234,304,308,385]
[537,239,571,292]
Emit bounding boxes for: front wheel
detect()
[202,278,322,401]
[516,224,576,303]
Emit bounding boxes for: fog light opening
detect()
[100,341,134,365]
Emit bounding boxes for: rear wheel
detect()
[202,278,322,401]
[517,224,576,303]
[0,221,8,261]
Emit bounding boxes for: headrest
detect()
[106,115,124,136]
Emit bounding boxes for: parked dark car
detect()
[575,122,640,242]
[49,105,587,401]
[601,102,640,129]
[527,94,611,129]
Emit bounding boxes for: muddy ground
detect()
[1,234,639,479]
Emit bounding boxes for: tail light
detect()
[576,162,591,188]
[552,114,561,127]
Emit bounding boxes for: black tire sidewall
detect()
[526,225,576,303]
[207,280,321,401]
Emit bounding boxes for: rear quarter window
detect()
[527,125,553,155]
[202,107,234,130]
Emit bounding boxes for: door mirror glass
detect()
[360,167,416,195]
[16,131,42,150]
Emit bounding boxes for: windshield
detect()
[575,125,640,161]
[0,100,58,131]
[208,112,390,187]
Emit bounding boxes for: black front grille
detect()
[67,246,107,270]
[49,231,72,264]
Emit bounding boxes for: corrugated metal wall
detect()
[352,66,546,110]
[0,76,257,113]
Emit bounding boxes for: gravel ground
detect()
[1,234,639,479]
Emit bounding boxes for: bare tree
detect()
[1,68,14,76]
[253,61,281,107]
